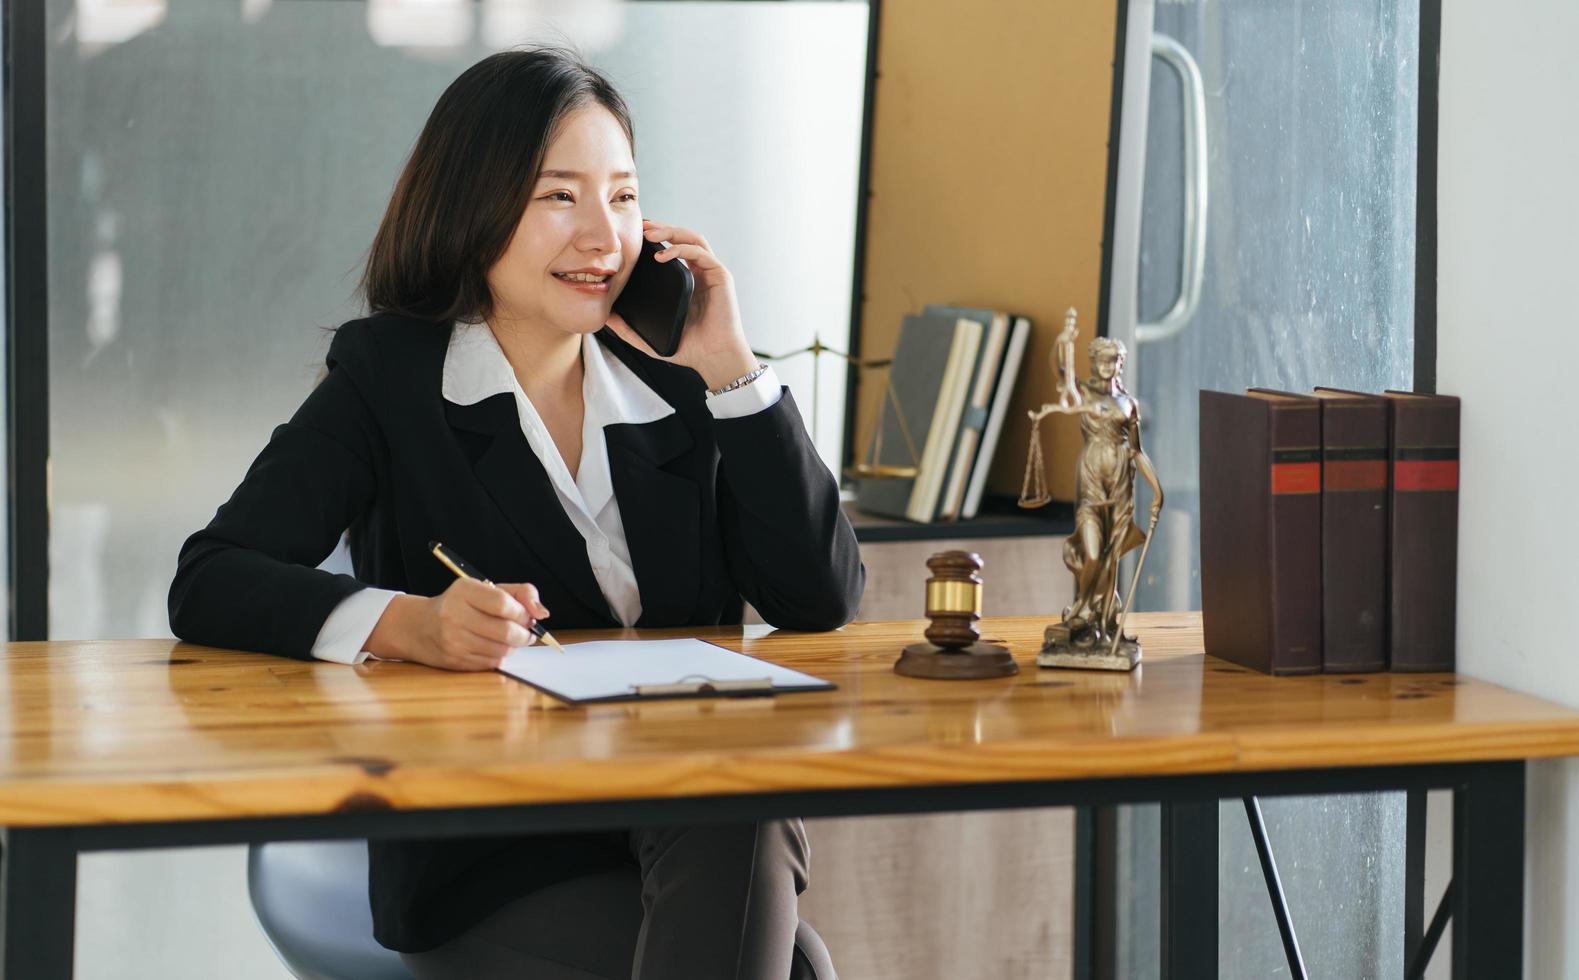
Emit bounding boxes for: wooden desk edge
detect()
[7,613,1579,826]
[4,722,1579,828]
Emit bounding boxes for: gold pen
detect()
[428,540,567,654]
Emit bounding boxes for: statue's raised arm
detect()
[1055,307,1083,410]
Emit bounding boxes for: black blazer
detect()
[168,312,864,953]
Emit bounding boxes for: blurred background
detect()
[13,0,1444,976]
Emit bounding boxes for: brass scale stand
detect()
[754,335,920,480]
[761,332,1057,493]
[758,333,1084,489]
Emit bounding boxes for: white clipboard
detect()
[497,638,836,704]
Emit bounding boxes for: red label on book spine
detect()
[1271,462,1321,494]
[1395,460,1459,491]
[1323,459,1388,492]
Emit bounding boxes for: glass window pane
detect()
[1118,0,1421,976]
[45,0,869,640]
[1134,0,1419,614]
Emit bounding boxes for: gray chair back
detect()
[246,840,413,980]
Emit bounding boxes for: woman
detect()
[169,46,862,979]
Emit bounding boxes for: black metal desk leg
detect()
[1,827,78,980]
[1452,762,1525,979]
[1161,800,1217,980]
[1404,786,1426,972]
[1073,805,1119,980]
[1073,806,1096,980]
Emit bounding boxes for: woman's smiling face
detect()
[486,103,641,336]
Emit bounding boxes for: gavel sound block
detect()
[894,551,1019,680]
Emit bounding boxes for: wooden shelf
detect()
[845,495,1073,543]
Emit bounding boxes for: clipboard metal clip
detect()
[632,674,776,697]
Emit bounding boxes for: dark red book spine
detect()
[1266,402,1323,674]
[1384,392,1460,671]
[1200,391,1322,675]
[1318,398,1389,672]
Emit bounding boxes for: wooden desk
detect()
[4,612,1576,978]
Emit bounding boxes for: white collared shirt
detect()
[310,321,782,664]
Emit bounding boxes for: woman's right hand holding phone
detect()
[366,578,550,671]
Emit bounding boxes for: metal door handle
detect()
[1137,33,1208,345]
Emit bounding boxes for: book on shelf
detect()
[1310,388,1390,673]
[1199,389,1323,675]
[936,309,1033,522]
[853,313,981,522]
[1381,390,1459,672]
[904,317,982,521]
[922,305,1011,522]
[962,314,1031,520]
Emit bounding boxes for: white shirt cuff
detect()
[311,587,403,664]
[705,365,784,419]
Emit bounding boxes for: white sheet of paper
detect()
[497,638,832,703]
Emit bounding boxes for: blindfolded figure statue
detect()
[1023,316,1162,670]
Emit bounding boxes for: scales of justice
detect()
[1019,309,1164,671]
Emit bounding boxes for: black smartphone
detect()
[612,237,693,357]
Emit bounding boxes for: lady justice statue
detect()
[1021,309,1163,670]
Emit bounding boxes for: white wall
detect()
[1437,1,1579,976]
[76,850,288,980]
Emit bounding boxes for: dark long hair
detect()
[358,46,634,325]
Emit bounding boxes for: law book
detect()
[923,305,1011,521]
[904,317,982,521]
[960,315,1032,519]
[1381,390,1460,672]
[1199,389,1323,675]
[1311,388,1390,673]
[853,314,977,521]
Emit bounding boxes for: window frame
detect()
[4,0,49,641]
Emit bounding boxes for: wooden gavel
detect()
[895,550,1018,680]
[922,550,986,648]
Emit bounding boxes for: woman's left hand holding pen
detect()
[365,580,551,671]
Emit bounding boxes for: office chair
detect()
[248,840,838,979]
[247,840,413,980]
